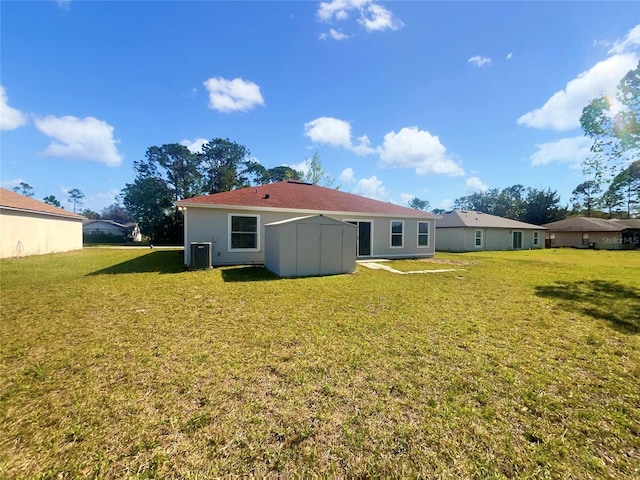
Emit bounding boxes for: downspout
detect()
[180,206,188,265]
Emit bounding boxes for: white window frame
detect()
[228,214,260,252]
[390,220,404,248]
[582,233,590,245]
[474,229,483,248]
[417,221,430,248]
[533,231,539,246]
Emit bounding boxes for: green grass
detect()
[1,247,639,478]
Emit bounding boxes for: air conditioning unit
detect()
[190,242,212,270]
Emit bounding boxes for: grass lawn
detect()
[1,248,639,478]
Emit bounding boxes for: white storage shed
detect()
[264,215,357,277]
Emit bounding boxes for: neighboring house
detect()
[543,217,640,250]
[0,188,84,258]
[82,219,142,242]
[436,210,546,252]
[176,180,438,267]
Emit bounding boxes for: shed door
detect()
[320,225,343,275]
[296,224,321,276]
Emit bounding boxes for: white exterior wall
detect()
[183,206,436,266]
[1,209,83,258]
[83,221,125,236]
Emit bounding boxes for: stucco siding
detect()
[547,231,630,250]
[1,209,83,258]
[435,228,466,252]
[437,227,545,252]
[183,207,435,266]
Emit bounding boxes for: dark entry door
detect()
[347,221,372,256]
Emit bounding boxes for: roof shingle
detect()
[177,181,437,218]
[543,217,629,232]
[437,210,545,229]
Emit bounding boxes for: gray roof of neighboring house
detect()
[436,210,545,230]
[608,218,640,229]
[82,219,141,233]
[83,219,127,228]
[543,216,637,232]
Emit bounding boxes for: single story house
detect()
[543,217,640,250]
[436,210,546,252]
[0,187,84,258]
[176,180,438,267]
[82,219,142,242]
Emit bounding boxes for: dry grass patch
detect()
[1,248,639,478]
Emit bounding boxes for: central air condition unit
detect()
[190,242,212,270]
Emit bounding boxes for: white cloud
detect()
[1,178,27,190]
[505,52,513,60]
[317,0,402,36]
[318,0,367,22]
[34,115,123,167]
[319,29,350,41]
[339,167,356,183]
[351,134,374,155]
[530,136,592,168]
[378,126,464,176]
[517,53,638,131]
[354,175,387,200]
[468,55,492,67]
[203,77,265,113]
[436,198,454,211]
[304,116,375,155]
[288,159,310,174]
[0,86,28,131]
[57,0,71,11]
[180,138,208,153]
[305,116,351,147]
[399,192,414,204]
[465,177,488,194]
[358,3,403,32]
[608,24,640,55]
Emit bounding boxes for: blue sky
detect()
[1,1,639,213]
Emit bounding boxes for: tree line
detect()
[14,63,638,241]
[120,141,334,243]
[577,61,639,218]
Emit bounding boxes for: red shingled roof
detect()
[177,181,436,218]
[0,188,84,220]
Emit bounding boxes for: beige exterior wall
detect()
[183,206,436,266]
[437,227,545,252]
[546,231,631,250]
[1,209,83,258]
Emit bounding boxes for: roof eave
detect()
[0,205,85,221]
[175,201,436,219]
